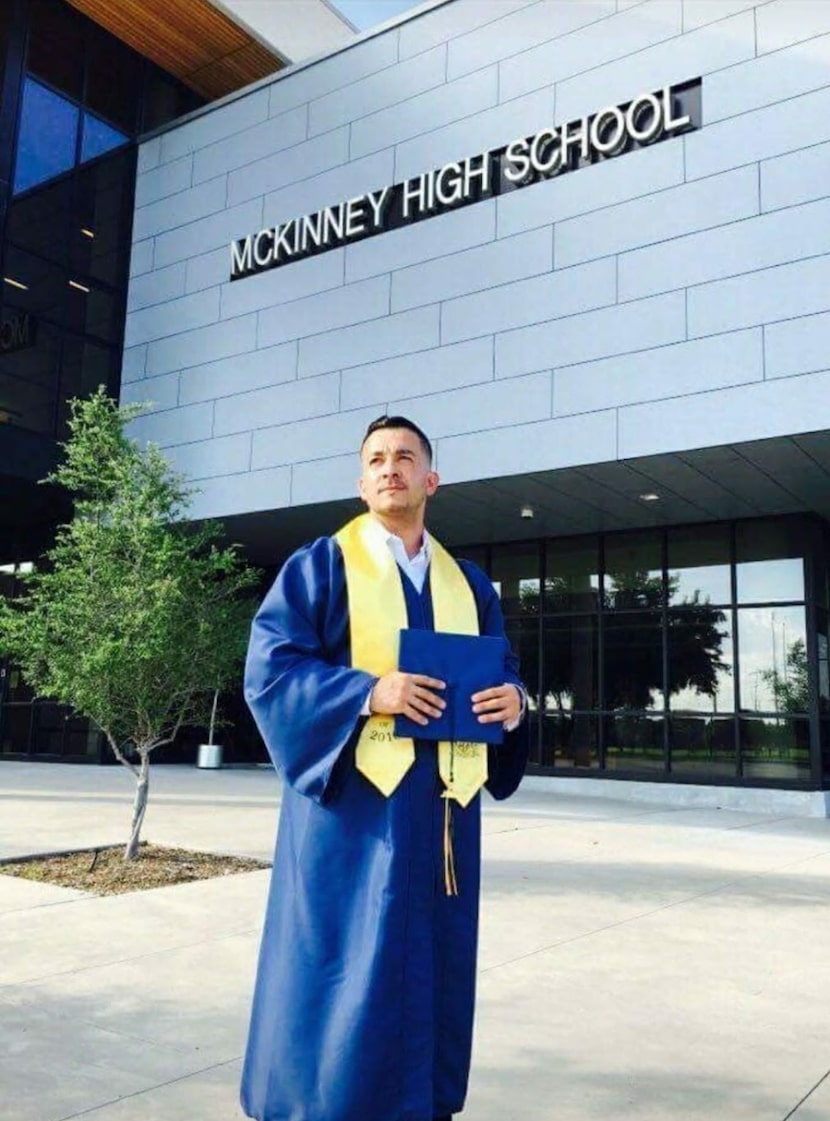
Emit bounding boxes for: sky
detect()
[329,0,423,32]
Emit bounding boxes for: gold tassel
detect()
[443,792,459,897]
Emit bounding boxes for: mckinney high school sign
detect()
[230,78,701,283]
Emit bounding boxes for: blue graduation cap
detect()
[394,628,507,745]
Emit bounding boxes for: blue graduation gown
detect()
[241,535,528,1121]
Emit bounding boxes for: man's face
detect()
[358,428,438,520]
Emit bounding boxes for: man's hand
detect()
[471,684,522,725]
[369,672,446,727]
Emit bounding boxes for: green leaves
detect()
[0,388,260,761]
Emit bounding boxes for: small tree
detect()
[0,389,260,859]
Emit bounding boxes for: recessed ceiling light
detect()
[68,279,91,293]
[639,492,661,502]
[3,276,28,290]
[520,505,534,519]
[80,227,95,238]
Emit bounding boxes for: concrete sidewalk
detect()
[2,762,830,1121]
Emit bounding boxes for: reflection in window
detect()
[741,717,810,781]
[81,112,128,163]
[604,531,663,610]
[0,317,59,434]
[503,618,540,709]
[668,524,731,605]
[604,713,664,771]
[492,543,540,615]
[14,77,79,194]
[736,520,804,603]
[545,538,599,612]
[542,617,598,711]
[670,716,735,777]
[738,606,807,713]
[543,713,599,769]
[604,611,663,710]
[668,609,733,713]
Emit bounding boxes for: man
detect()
[241,415,528,1121]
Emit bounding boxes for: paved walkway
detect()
[2,761,830,1121]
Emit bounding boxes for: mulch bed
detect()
[0,843,270,896]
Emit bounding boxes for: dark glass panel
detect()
[668,609,733,713]
[604,530,663,610]
[0,2,10,90]
[14,77,79,194]
[142,68,202,132]
[822,719,830,783]
[504,616,539,710]
[668,524,731,606]
[603,713,665,772]
[451,545,487,571]
[542,712,599,769]
[669,715,736,778]
[604,611,664,711]
[737,606,807,714]
[0,314,59,435]
[85,27,140,134]
[74,152,134,286]
[30,701,67,755]
[27,0,84,101]
[541,616,598,711]
[6,175,72,263]
[545,537,599,613]
[491,542,540,616]
[0,703,34,753]
[736,519,805,603]
[740,716,810,781]
[3,244,67,323]
[818,610,829,715]
[57,336,115,436]
[63,280,119,344]
[80,113,129,164]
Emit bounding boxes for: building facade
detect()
[0,0,351,762]
[121,0,830,794]
[5,0,830,798]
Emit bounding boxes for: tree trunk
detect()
[124,751,150,860]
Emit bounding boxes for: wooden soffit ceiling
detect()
[66,0,284,101]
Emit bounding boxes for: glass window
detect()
[737,605,807,714]
[74,153,134,287]
[668,524,731,606]
[604,611,664,711]
[3,243,67,322]
[491,543,540,615]
[27,0,84,101]
[740,716,810,781]
[0,317,59,435]
[85,28,140,134]
[670,716,736,778]
[818,612,829,715]
[736,520,805,603]
[81,113,129,164]
[142,68,202,132]
[604,713,665,772]
[14,77,79,194]
[545,537,599,613]
[541,616,598,711]
[7,176,73,264]
[604,530,663,610]
[504,617,539,709]
[542,713,599,770]
[668,609,733,714]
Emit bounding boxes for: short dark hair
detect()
[361,415,433,463]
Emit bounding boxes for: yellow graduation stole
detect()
[335,514,489,818]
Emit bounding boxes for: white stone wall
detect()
[122,0,830,520]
